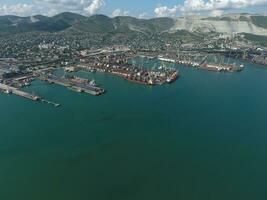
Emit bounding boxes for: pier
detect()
[0,83,40,101]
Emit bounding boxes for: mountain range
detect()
[1,12,267,36]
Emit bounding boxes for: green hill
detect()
[251,16,267,29]
[242,33,267,46]
[72,15,114,33]
[0,13,175,36]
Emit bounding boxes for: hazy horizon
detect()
[1,10,267,19]
[1,0,267,18]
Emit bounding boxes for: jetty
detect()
[0,83,61,107]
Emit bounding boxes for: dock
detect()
[38,75,105,96]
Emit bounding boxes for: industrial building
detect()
[0,68,19,80]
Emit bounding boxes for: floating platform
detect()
[41,99,61,107]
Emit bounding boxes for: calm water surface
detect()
[0,60,267,200]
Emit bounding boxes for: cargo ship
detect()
[66,75,98,87]
[124,76,155,85]
[199,63,244,72]
[66,76,89,84]
[158,56,176,63]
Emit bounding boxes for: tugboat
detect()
[148,79,155,85]
[77,88,83,93]
[89,79,97,87]
[231,64,245,72]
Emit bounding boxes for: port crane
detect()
[199,55,208,65]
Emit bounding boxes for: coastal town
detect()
[0,37,266,106]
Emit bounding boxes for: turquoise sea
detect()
[0,59,267,200]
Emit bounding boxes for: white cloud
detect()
[0,4,34,16]
[84,0,105,15]
[154,0,267,17]
[111,9,121,17]
[138,12,148,19]
[111,8,130,17]
[0,0,105,16]
[210,9,224,17]
[154,5,180,17]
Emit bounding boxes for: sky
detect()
[0,0,267,18]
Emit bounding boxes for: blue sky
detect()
[0,0,267,17]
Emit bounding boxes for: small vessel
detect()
[228,64,245,72]
[90,68,96,73]
[64,67,77,72]
[166,71,179,83]
[24,82,30,86]
[5,89,12,94]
